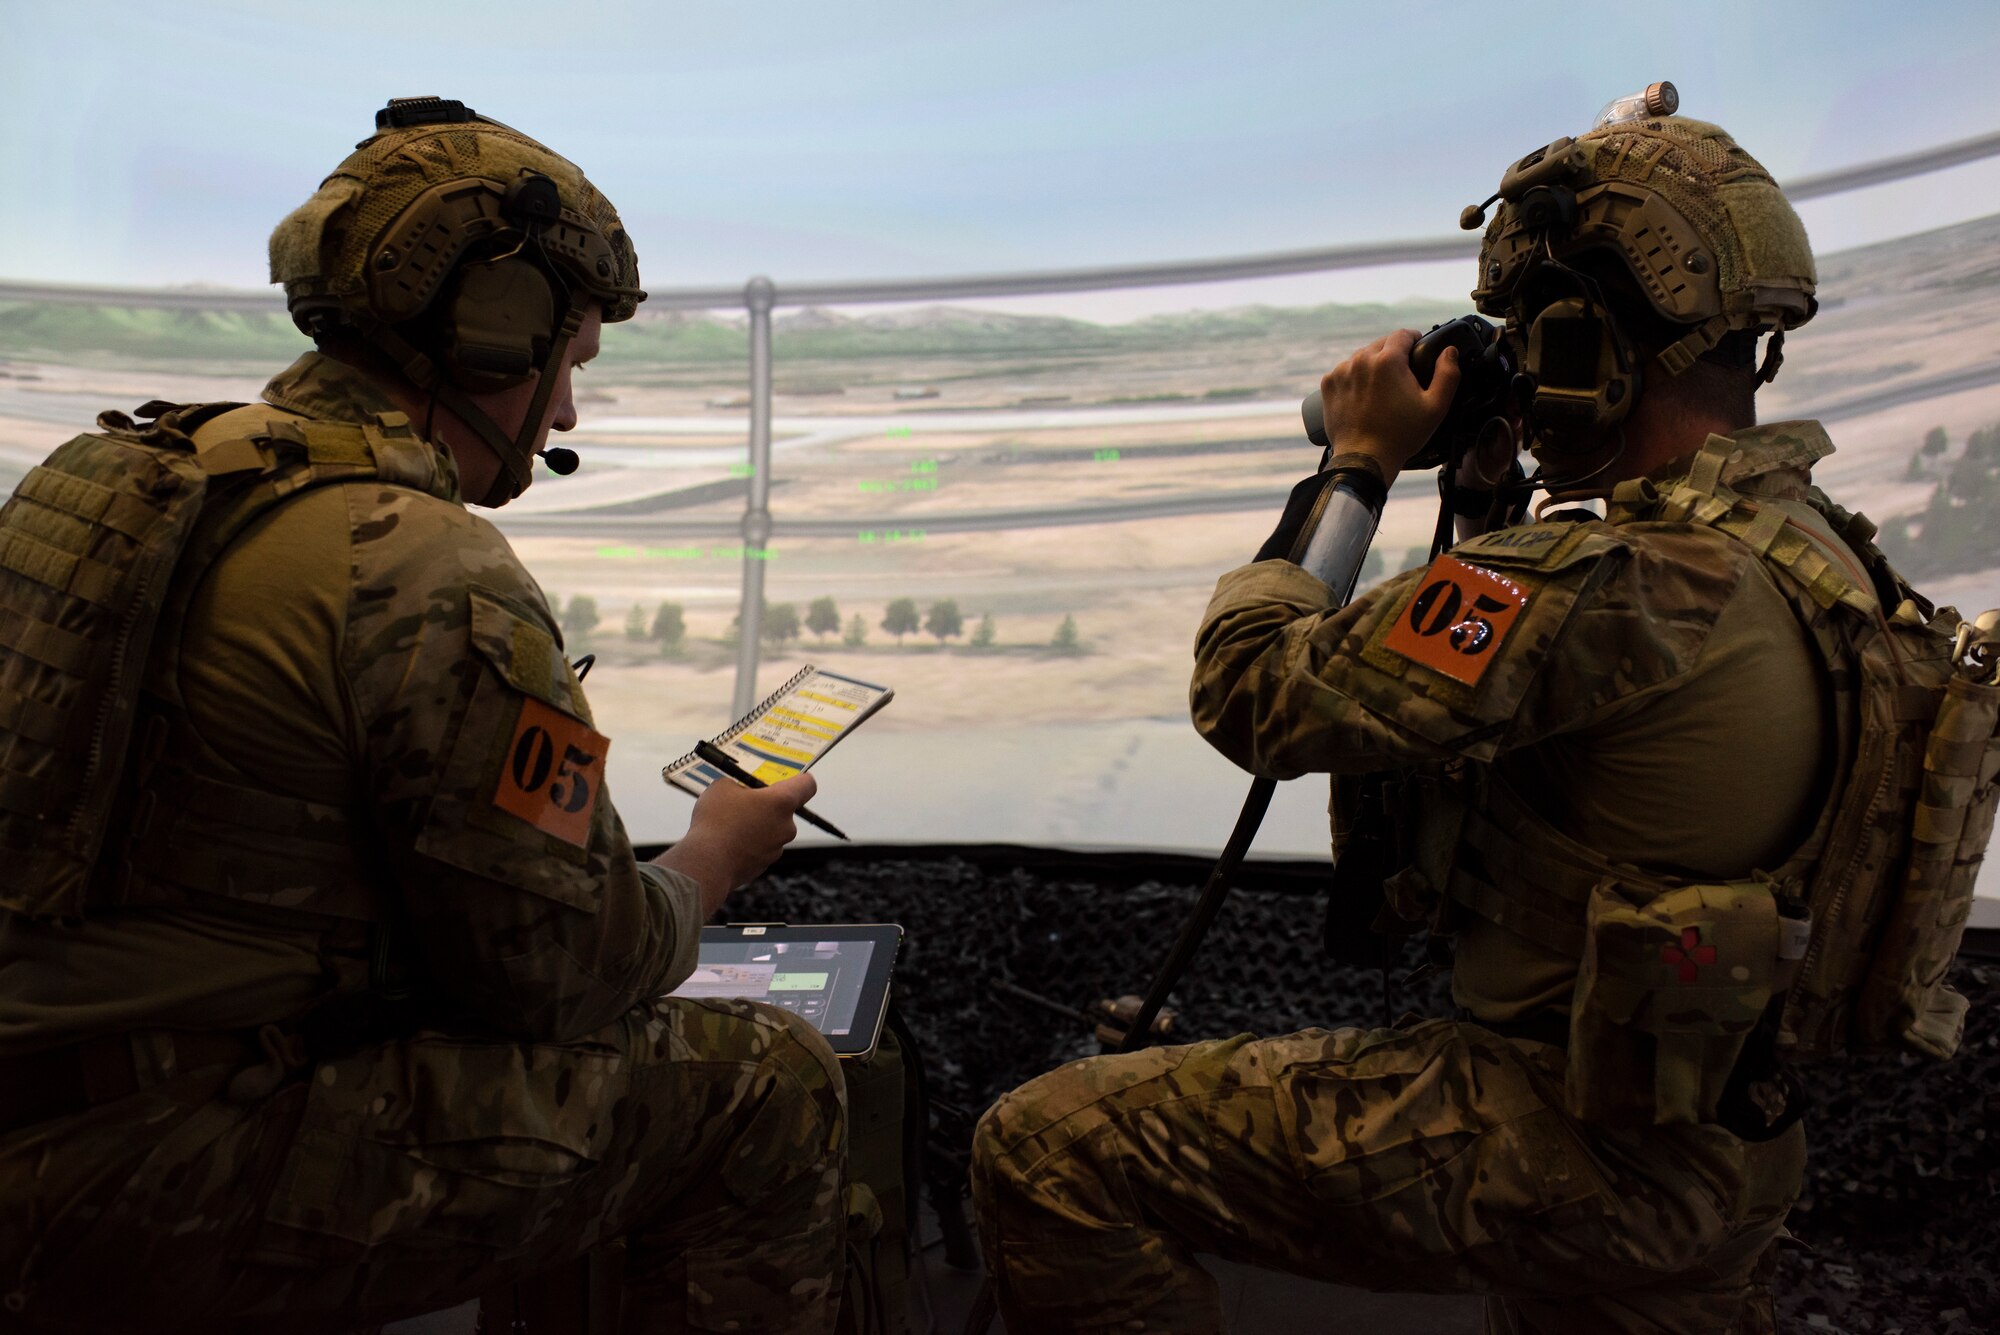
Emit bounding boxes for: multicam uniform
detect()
[0,354,844,1334]
[972,422,1862,1335]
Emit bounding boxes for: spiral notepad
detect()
[662,666,893,797]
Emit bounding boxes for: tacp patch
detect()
[1381,554,1529,687]
[492,697,610,846]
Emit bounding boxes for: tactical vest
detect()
[0,401,456,994]
[1418,435,2000,1127]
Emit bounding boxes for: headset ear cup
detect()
[1524,297,1638,448]
[440,257,556,393]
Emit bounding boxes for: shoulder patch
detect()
[1342,524,1630,757]
[493,697,609,847]
[467,586,592,722]
[1379,555,1530,687]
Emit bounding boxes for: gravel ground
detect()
[725,850,2000,1334]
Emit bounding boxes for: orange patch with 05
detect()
[493,697,611,846]
[1382,554,1529,687]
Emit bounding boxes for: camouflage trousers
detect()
[0,997,846,1335]
[970,1019,1805,1335]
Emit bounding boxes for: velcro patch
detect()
[1382,554,1529,687]
[492,697,610,846]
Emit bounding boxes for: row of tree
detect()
[551,593,1085,655]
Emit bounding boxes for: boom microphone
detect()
[540,446,579,475]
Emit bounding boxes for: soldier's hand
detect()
[1320,330,1460,487]
[654,772,819,917]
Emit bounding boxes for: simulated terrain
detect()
[4,215,1998,862]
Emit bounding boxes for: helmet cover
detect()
[269,107,644,341]
[1473,116,1816,372]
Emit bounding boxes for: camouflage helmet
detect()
[1469,112,1816,378]
[268,98,645,506]
[270,97,643,342]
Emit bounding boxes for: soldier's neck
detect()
[1543,399,1745,498]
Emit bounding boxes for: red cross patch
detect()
[1661,927,1717,983]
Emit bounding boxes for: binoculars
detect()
[1301,314,1521,472]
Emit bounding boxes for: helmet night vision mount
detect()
[270,96,647,505]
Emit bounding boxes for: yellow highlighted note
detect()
[661,666,895,803]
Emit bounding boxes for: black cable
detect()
[1114,776,1277,1055]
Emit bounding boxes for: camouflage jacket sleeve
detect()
[1190,519,1751,777]
[341,484,703,1042]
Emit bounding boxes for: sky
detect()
[5,0,2000,320]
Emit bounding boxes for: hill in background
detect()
[6,209,1998,371]
[0,291,1463,369]
[0,304,309,367]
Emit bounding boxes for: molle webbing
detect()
[0,428,212,919]
[1851,672,1998,1059]
[106,409,439,924]
[1618,431,1880,617]
[1610,431,1983,1064]
[1445,790,1600,958]
[0,402,440,921]
[1442,448,1860,970]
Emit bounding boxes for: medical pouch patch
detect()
[1568,880,1781,1126]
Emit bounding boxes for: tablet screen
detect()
[668,924,902,1058]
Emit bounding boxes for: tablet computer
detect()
[666,923,903,1060]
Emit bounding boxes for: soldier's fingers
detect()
[1423,347,1463,415]
[766,771,819,808]
[1351,335,1395,372]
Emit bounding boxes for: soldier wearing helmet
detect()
[0,99,845,1333]
[972,94,1880,1333]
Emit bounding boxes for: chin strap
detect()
[358,297,587,507]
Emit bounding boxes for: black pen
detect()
[693,740,851,842]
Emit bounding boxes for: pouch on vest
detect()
[1567,880,1786,1126]
[1855,671,2000,1058]
[1608,449,1996,1069]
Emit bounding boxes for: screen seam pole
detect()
[732,275,776,721]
